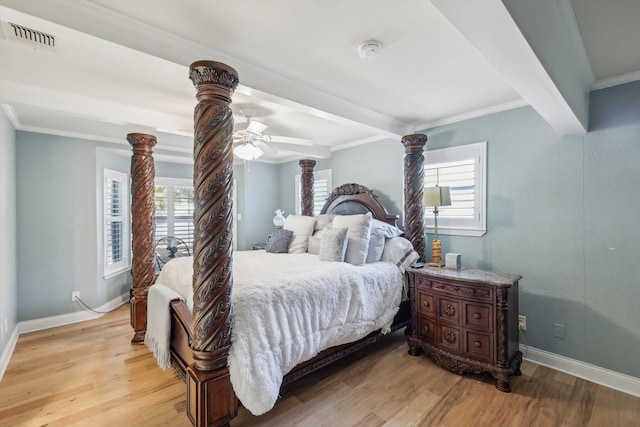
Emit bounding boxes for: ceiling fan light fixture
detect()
[234,143,264,161]
[358,40,383,60]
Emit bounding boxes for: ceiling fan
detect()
[233,107,314,161]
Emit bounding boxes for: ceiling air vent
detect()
[1,21,57,52]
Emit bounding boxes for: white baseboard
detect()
[18,293,128,334]
[0,326,19,382]
[522,345,640,398]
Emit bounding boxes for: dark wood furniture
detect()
[407,266,523,392]
[127,59,430,427]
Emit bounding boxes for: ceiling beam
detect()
[431,0,588,135]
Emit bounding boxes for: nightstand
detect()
[407,266,523,392]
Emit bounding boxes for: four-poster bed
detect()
[128,60,429,427]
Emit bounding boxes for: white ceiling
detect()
[0,0,638,164]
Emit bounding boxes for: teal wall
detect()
[276,81,640,378]
[0,108,18,361]
[237,161,281,249]
[16,135,133,321]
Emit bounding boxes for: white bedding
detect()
[153,251,404,415]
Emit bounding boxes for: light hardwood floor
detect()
[1,304,638,427]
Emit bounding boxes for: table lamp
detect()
[424,186,451,267]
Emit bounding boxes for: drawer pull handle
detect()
[474,341,481,347]
[424,325,429,332]
[423,301,430,307]
[473,313,481,319]
[443,304,456,317]
[443,331,456,343]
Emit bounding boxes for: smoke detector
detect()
[358,40,383,60]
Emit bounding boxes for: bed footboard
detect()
[169,300,194,381]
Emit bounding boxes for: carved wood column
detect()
[127,132,157,344]
[186,60,239,427]
[495,287,512,392]
[299,159,316,216]
[402,134,427,262]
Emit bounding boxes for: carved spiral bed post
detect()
[401,134,427,262]
[299,159,316,216]
[187,61,239,427]
[127,133,157,344]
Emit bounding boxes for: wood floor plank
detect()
[1,304,638,427]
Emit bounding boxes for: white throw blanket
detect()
[153,252,403,415]
[144,284,184,370]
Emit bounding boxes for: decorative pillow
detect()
[314,214,336,231]
[381,236,419,273]
[307,230,324,255]
[266,229,293,253]
[332,212,372,266]
[366,229,385,263]
[371,218,403,238]
[284,214,316,254]
[319,226,348,262]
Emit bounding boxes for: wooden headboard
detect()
[320,183,398,226]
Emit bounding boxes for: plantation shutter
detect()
[424,159,476,220]
[104,169,129,277]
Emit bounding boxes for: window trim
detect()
[103,168,130,279]
[424,142,487,237]
[294,169,332,215]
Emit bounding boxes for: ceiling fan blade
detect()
[255,140,278,155]
[267,142,330,159]
[246,120,269,135]
[267,135,314,146]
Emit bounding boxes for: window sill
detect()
[104,265,131,280]
[425,227,487,237]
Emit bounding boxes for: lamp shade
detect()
[423,186,451,207]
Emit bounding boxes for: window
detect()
[103,169,130,278]
[155,178,195,249]
[424,142,486,236]
[294,169,332,215]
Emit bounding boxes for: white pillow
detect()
[307,230,323,255]
[366,229,385,263]
[332,212,372,266]
[314,214,336,232]
[284,214,316,253]
[381,236,419,273]
[319,226,348,262]
[371,218,403,238]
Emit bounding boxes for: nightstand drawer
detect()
[431,279,493,301]
[417,315,435,342]
[417,290,435,316]
[464,303,492,331]
[438,297,461,325]
[438,324,462,352]
[465,331,493,362]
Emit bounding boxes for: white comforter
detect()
[154,251,403,415]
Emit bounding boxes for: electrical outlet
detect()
[72,291,80,302]
[553,323,565,339]
[518,315,526,331]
